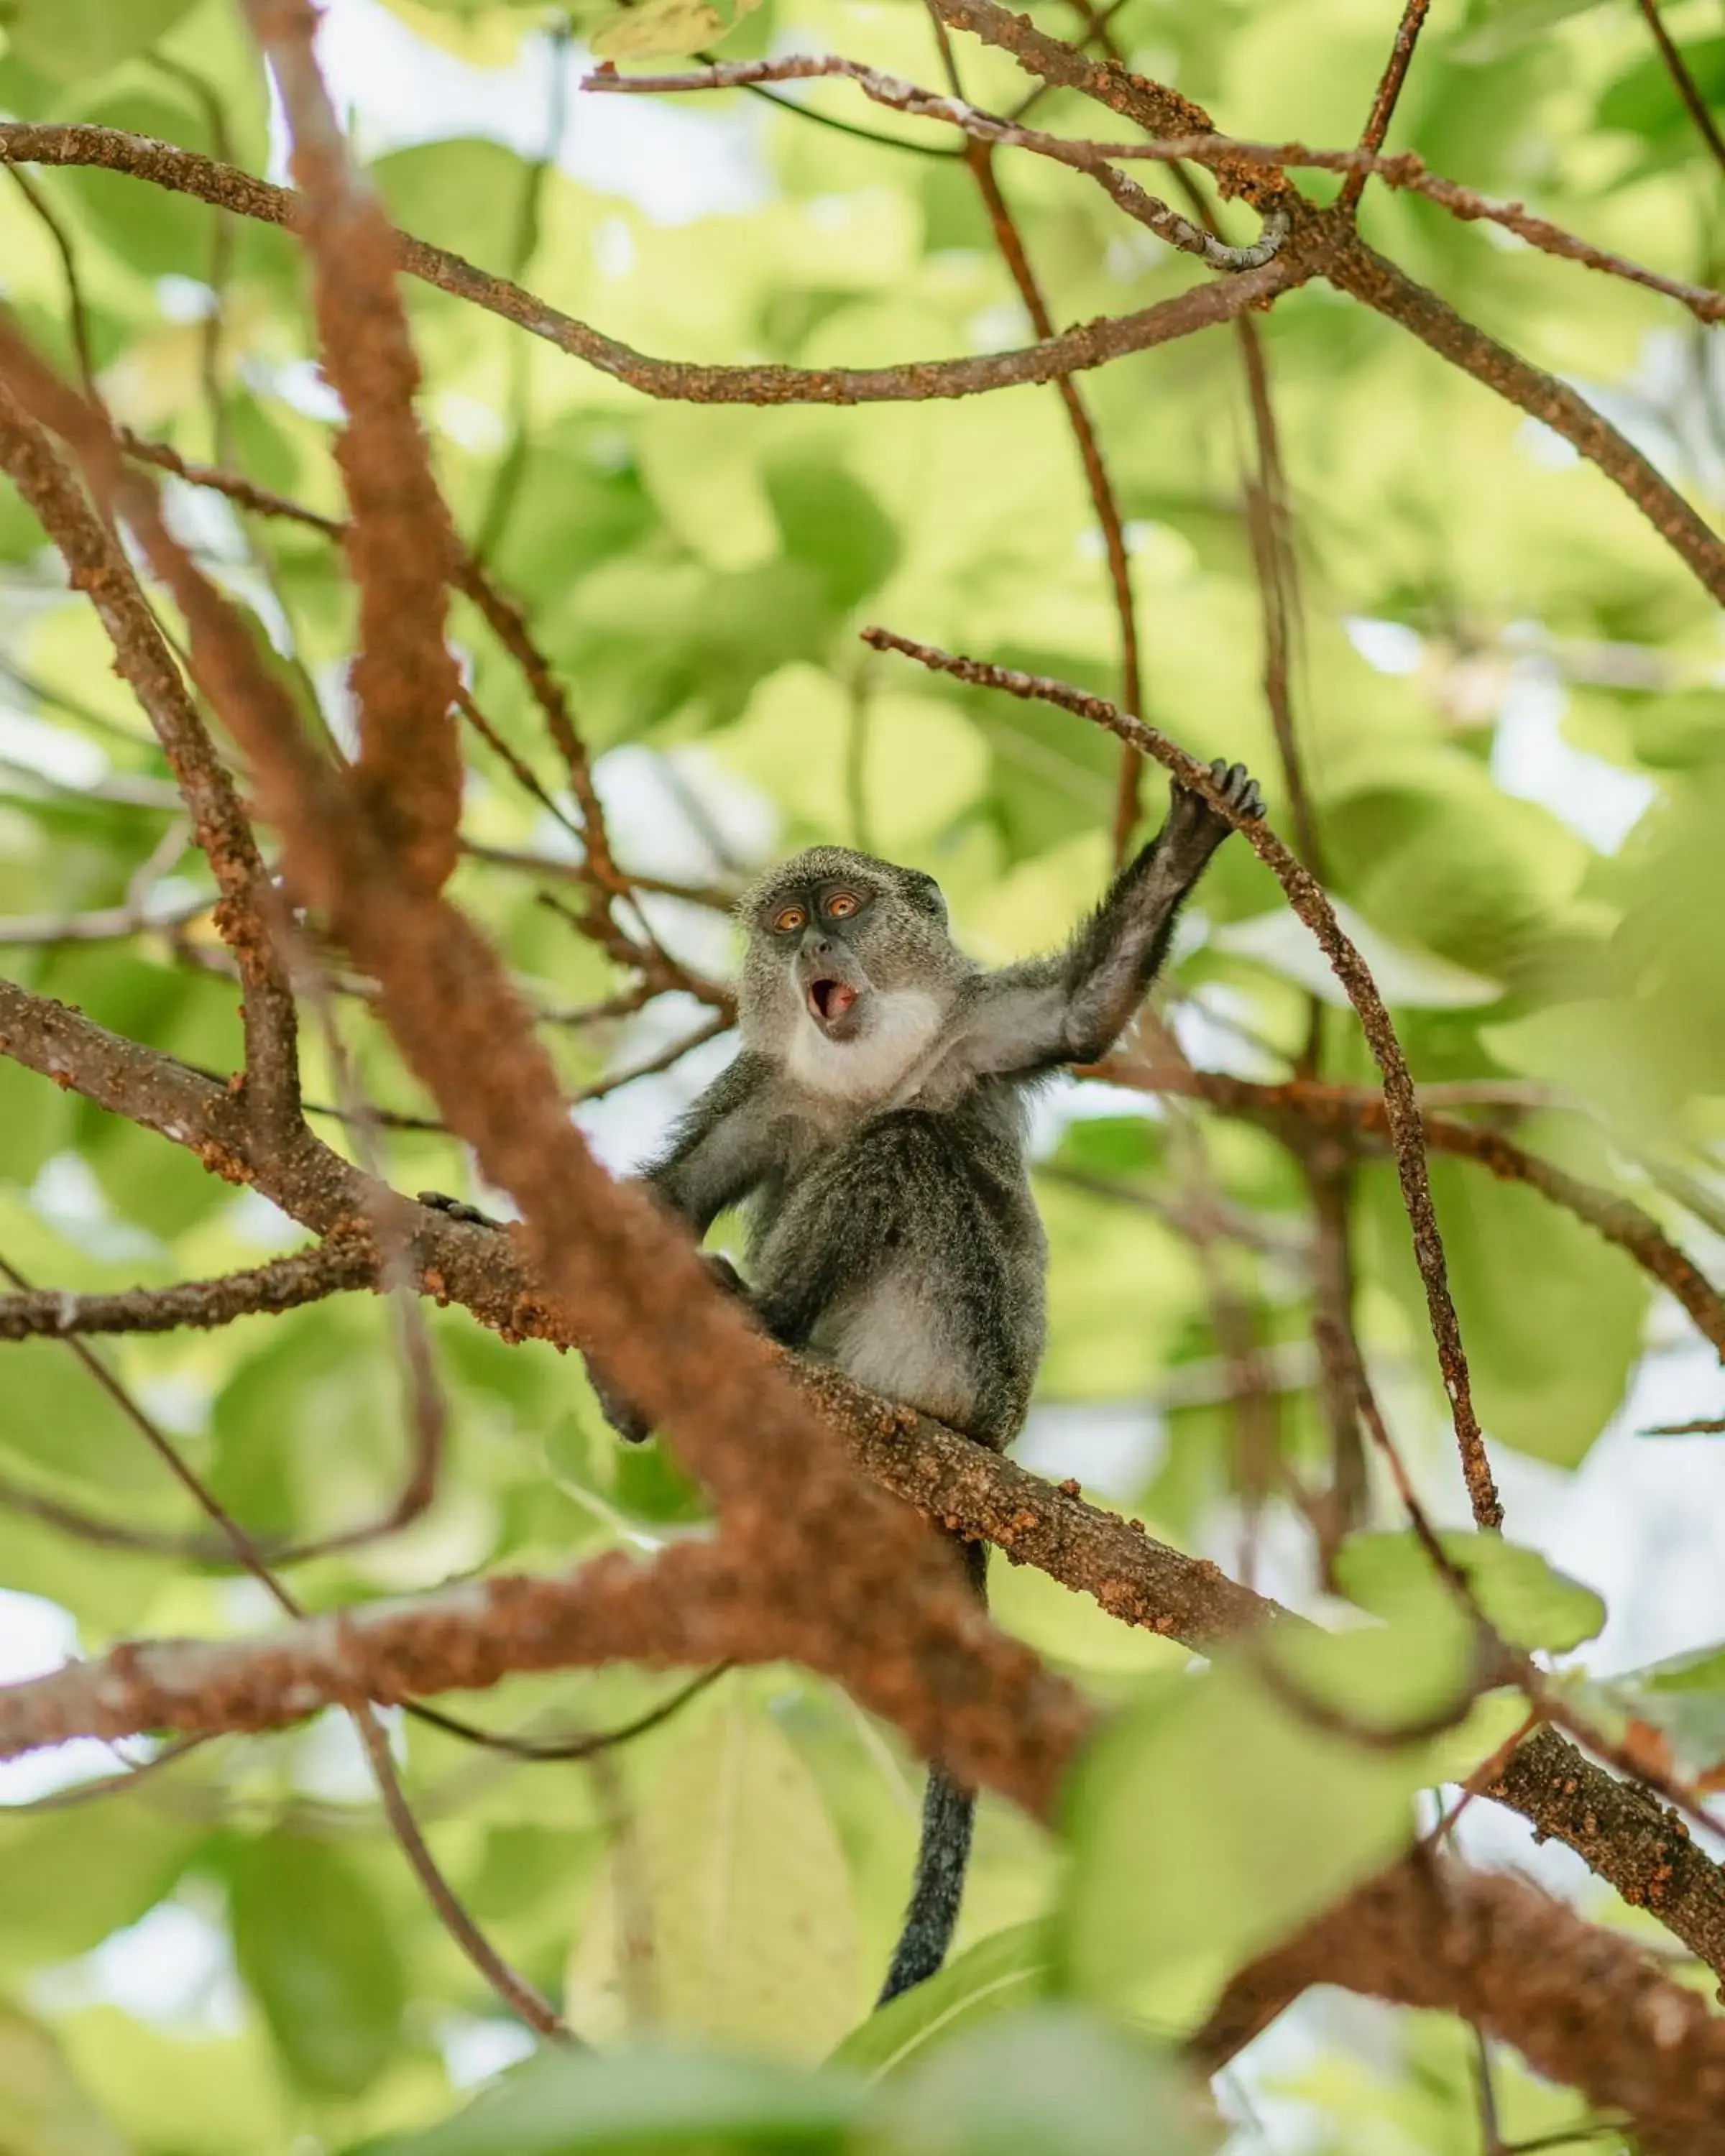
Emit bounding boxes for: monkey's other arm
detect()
[962,758,1261,1077]
[427,1054,778,1442]
[593,1051,778,1441]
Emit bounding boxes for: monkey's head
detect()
[737,846,970,1068]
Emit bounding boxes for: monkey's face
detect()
[737,846,962,1057]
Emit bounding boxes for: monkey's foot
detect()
[417,1189,502,1230]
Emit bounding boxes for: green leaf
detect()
[1597,38,1725,146]
[10,0,198,81]
[860,2004,1213,2156]
[371,139,536,273]
[0,2003,129,2156]
[1451,0,1614,64]
[228,1836,407,2099]
[1359,1118,1648,1467]
[0,1804,203,1977]
[1058,1634,1498,2024]
[589,0,723,61]
[565,1687,859,2059]
[764,453,900,614]
[830,1924,1051,2080]
[378,2044,864,2156]
[1335,1529,1606,1653]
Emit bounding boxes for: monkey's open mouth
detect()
[808,980,857,1023]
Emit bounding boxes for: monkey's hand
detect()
[592,1252,753,1444]
[1164,758,1264,865]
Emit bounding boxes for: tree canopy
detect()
[0,0,1723,2150]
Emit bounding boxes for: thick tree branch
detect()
[1,969,1720,1969]
[1192,1858,1725,2156]
[242,0,462,895]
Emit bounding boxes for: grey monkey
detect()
[584,756,1263,2004]
[423,760,1261,1999]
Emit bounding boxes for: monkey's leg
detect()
[875,1533,988,2006]
[596,1253,753,1443]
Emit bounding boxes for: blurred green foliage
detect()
[0,0,1719,2146]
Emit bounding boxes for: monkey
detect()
[423,756,1262,2004]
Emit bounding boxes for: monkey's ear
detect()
[902,870,948,926]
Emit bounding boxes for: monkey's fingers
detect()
[1205,758,1265,821]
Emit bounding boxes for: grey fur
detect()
[601,759,1263,2002]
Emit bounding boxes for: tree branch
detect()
[1192,1858,1725,2156]
[0,123,1294,402]
[0,382,302,1138]
[242,0,463,895]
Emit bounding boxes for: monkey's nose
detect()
[806,935,835,959]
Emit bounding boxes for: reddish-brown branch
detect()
[0,962,1716,1975]
[1341,0,1432,213]
[21,341,1090,1822]
[865,626,1502,1529]
[6,969,1718,1965]
[1192,1860,1725,2155]
[242,0,462,895]
[0,384,301,1138]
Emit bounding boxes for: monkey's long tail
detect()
[875,1536,985,2006]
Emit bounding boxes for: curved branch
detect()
[0,122,1297,402]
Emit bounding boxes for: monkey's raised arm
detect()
[960,760,1261,1079]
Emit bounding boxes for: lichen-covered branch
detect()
[2,968,1720,1971]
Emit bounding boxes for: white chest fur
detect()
[782,987,945,1103]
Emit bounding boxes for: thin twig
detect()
[586,57,1291,272]
[4,167,98,395]
[1634,0,1725,180]
[1341,0,1432,213]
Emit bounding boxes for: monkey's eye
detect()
[773,905,806,934]
[825,892,860,919]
